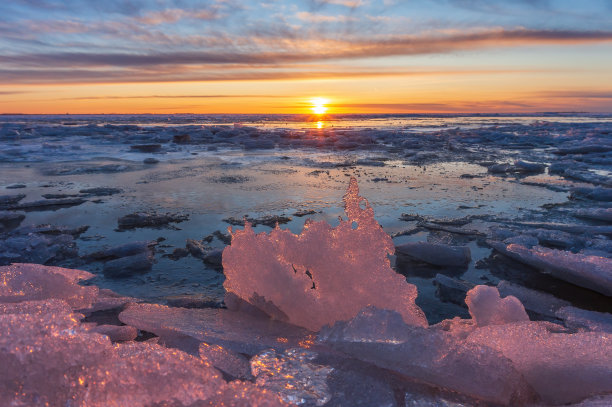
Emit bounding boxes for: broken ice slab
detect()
[489,242,612,296]
[82,288,141,313]
[0,263,98,309]
[465,285,529,327]
[78,187,122,196]
[0,231,79,266]
[102,252,155,278]
[565,394,612,407]
[501,221,612,237]
[0,299,285,406]
[395,242,471,267]
[556,306,612,333]
[573,207,612,223]
[117,211,189,229]
[223,177,427,331]
[251,348,333,406]
[199,342,252,380]
[487,161,546,175]
[419,222,484,236]
[201,381,289,407]
[0,193,26,207]
[319,307,535,406]
[570,187,612,202]
[0,210,25,232]
[404,393,470,407]
[466,321,612,405]
[0,298,75,319]
[433,274,474,306]
[497,280,570,320]
[85,240,157,260]
[119,302,314,356]
[7,197,87,210]
[90,324,138,341]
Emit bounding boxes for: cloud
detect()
[1,27,611,84]
[538,90,612,99]
[137,8,218,25]
[3,28,611,68]
[340,100,534,112]
[320,0,365,7]
[61,94,289,100]
[296,11,357,22]
[0,66,547,84]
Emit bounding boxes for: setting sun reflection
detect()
[310,98,329,115]
[316,121,324,129]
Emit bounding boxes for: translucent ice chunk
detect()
[76,341,226,406]
[223,177,427,331]
[465,285,529,327]
[90,324,138,341]
[119,302,313,355]
[199,342,252,379]
[0,297,286,406]
[467,321,612,404]
[0,263,98,309]
[319,307,534,406]
[251,348,333,406]
[497,280,570,320]
[202,380,289,406]
[556,306,612,333]
[492,243,612,296]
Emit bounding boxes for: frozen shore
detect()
[0,114,611,405]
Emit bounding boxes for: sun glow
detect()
[310,98,329,115]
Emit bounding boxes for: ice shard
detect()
[222,177,427,331]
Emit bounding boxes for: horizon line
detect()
[1,111,609,116]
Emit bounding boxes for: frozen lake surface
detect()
[1,113,610,318]
[1,113,611,406]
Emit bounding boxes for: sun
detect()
[310,98,329,115]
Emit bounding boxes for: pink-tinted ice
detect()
[498,244,612,296]
[0,298,289,406]
[222,177,427,331]
[467,321,612,405]
[0,263,98,309]
[465,285,529,327]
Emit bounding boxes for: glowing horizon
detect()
[1,1,611,114]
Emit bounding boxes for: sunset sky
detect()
[1,0,612,114]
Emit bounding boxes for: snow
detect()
[222,177,427,331]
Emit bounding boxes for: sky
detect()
[1,0,612,114]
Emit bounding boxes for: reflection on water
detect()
[2,113,611,131]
